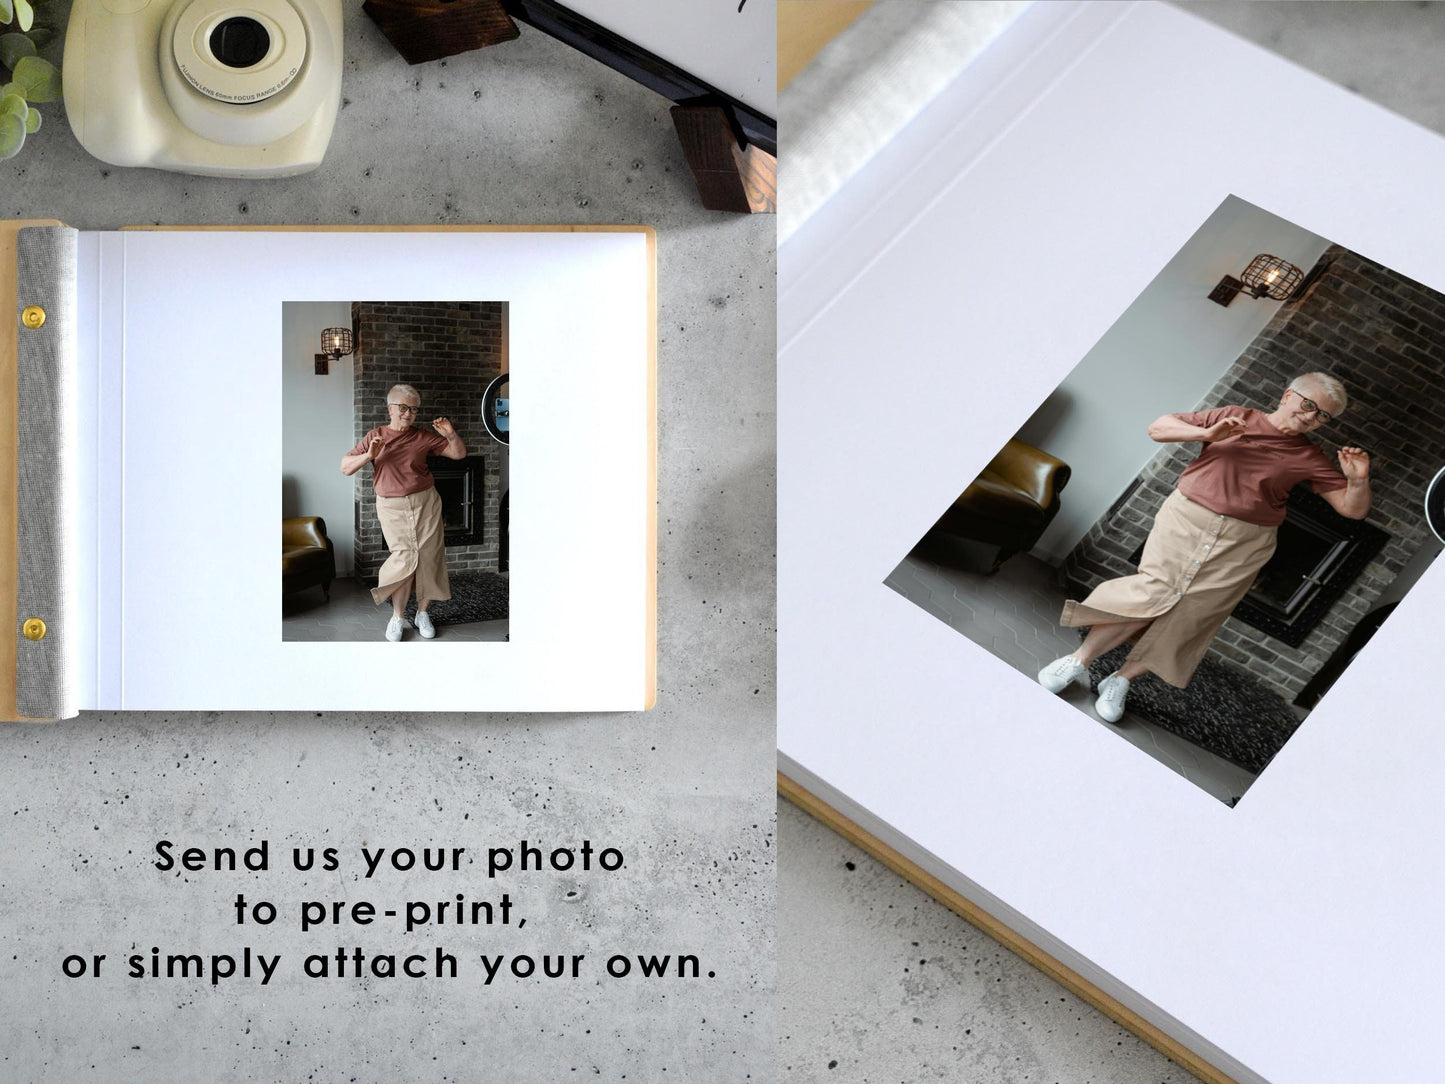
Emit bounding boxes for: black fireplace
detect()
[428,454,486,547]
[1230,488,1387,646]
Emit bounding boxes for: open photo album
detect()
[780,3,1445,1082]
[5,224,655,719]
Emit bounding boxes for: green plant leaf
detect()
[25,25,49,47]
[0,92,26,119]
[11,55,56,102]
[0,112,25,158]
[0,32,32,69]
[13,0,30,32]
[0,0,13,27]
[23,105,37,133]
[0,82,19,98]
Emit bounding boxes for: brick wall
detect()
[351,301,505,579]
[1063,246,1445,700]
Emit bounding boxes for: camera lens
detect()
[209,17,271,68]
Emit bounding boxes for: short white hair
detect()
[1288,372,1347,415]
[386,383,421,406]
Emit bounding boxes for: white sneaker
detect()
[415,611,435,639]
[1038,654,1087,693]
[1095,672,1130,723]
[385,616,408,642]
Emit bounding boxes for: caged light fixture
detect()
[1208,254,1304,307]
[315,327,355,374]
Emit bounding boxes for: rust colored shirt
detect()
[1173,406,1347,526]
[350,425,449,498]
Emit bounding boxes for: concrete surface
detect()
[779,2,1445,1081]
[0,7,775,1082]
[779,802,1202,1084]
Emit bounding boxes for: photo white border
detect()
[96,228,652,711]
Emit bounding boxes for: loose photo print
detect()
[282,302,510,643]
[887,195,1442,805]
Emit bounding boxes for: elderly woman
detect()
[341,384,466,641]
[1038,372,1371,722]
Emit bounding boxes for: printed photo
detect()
[282,301,510,643]
[888,196,1443,805]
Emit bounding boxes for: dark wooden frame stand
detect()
[362,0,520,65]
[670,103,776,215]
[363,0,778,214]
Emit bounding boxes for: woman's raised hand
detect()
[1338,446,1371,480]
[1201,416,1247,441]
[368,435,384,461]
[433,417,455,438]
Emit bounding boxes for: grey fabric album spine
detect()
[15,226,78,720]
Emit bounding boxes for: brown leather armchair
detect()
[283,517,335,599]
[918,440,1071,572]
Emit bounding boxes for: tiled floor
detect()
[281,576,510,643]
[885,550,1257,805]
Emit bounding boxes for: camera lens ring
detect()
[172,0,308,105]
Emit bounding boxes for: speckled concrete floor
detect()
[780,2,1445,1081]
[779,799,1203,1084]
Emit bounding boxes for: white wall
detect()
[281,302,358,574]
[1017,196,1330,562]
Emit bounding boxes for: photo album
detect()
[780,3,1445,1082]
[4,224,656,720]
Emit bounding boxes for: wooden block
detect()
[362,0,520,65]
[670,104,776,215]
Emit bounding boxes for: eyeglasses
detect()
[1287,389,1332,424]
[389,402,420,415]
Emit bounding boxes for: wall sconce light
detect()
[315,327,354,374]
[1208,254,1304,307]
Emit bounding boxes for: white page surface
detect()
[780,3,1445,1081]
[100,229,650,712]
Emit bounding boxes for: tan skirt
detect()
[371,487,451,605]
[1060,489,1277,687]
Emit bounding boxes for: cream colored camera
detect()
[63,0,342,177]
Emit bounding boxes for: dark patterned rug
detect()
[1086,644,1302,775]
[401,571,509,625]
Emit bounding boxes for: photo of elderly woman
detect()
[1038,373,1371,722]
[282,301,509,643]
[341,384,466,642]
[887,196,1442,805]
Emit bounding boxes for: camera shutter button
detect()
[101,0,152,13]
